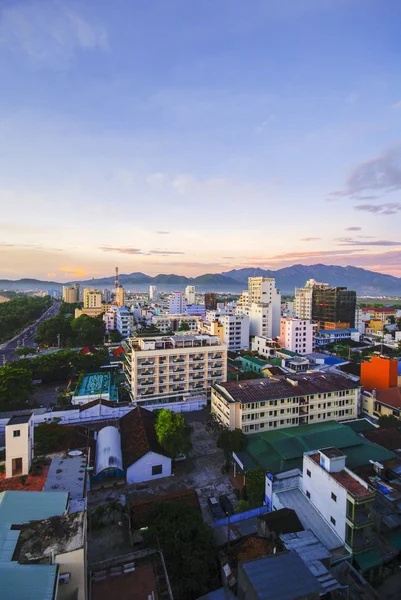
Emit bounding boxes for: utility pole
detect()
[57,333,61,349]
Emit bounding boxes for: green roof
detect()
[264,358,283,367]
[344,418,377,433]
[0,491,68,525]
[354,548,383,571]
[234,421,395,474]
[242,356,269,367]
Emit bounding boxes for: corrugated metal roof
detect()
[0,562,57,600]
[95,426,123,475]
[240,551,320,600]
[0,491,68,525]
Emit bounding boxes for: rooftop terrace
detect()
[73,371,118,401]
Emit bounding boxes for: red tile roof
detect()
[331,471,373,500]
[363,427,401,451]
[112,346,125,357]
[79,345,98,354]
[374,387,401,409]
[120,406,167,468]
[79,398,118,411]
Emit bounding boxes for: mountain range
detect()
[1,264,401,295]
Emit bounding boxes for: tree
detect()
[14,347,37,356]
[0,364,33,410]
[70,314,105,346]
[36,314,73,347]
[246,467,265,508]
[144,501,219,600]
[178,321,190,331]
[155,409,192,458]
[109,331,123,343]
[34,422,72,453]
[378,414,400,429]
[0,295,51,343]
[217,428,246,460]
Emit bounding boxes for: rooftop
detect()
[309,454,373,500]
[374,387,401,409]
[120,406,167,468]
[74,371,118,401]
[0,491,68,525]
[319,447,345,459]
[363,427,401,451]
[43,454,87,512]
[130,489,200,529]
[7,412,32,426]
[0,563,58,600]
[214,372,358,405]
[258,508,303,535]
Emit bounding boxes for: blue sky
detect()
[1,0,401,281]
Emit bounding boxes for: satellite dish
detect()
[68,450,83,457]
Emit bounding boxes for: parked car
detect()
[219,494,234,516]
[208,496,225,520]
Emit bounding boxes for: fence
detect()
[212,504,269,528]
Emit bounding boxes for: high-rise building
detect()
[217,313,250,351]
[116,306,132,338]
[168,291,186,314]
[185,285,196,305]
[279,318,316,355]
[123,333,227,402]
[103,289,112,303]
[83,288,102,309]
[115,285,125,307]
[294,279,328,320]
[204,292,217,311]
[149,285,158,301]
[312,286,356,329]
[236,277,281,338]
[62,283,80,303]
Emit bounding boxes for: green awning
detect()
[354,549,383,571]
[386,532,401,551]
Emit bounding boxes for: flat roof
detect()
[7,413,32,426]
[320,447,345,459]
[309,454,373,500]
[0,491,68,525]
[74,371,118,401]
[0,563,57,600]
[43,455,87,512]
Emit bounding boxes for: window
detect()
[330,516,336,526]
[306,469,311,477]
[13,430,21,438]
[331,492,337,502]
[152,464,163,476]
[306,490,310,499]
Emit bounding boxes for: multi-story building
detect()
[103,305,117,332]
[279,318,316,355]
[312,286,356,329]
[83,287,102,309]
[115,285,125,307]
[151,314,201,333]
[302,448,375,556]
[204,292,217,311]
[116,306,132,337]
[251,336,278,359]
[168,291,187,314]
[62,283,80,303]
[211,372,359,434]
[149,285,158,301]
[281,301,295,317]
[236,277,281,338]
[217,313,250,351]
[124,333,227,402]
[186,303,206,317]
[103,288,112,303]
[185,285,196,305]
[360,355,398,391]
[294,279,328,320]
[5,412,34,478]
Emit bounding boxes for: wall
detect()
[56,547,86,600]
[360,356,398,390]
[212,504,269,528]
[5,419,33,478]
[126,451,172,484]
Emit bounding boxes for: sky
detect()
[1,0,401,282]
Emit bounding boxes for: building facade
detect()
[149,285,158,301]
[151,314,201,333]
[251,336,278,359]
[124,333,227,402]
[312,286,356,329]
[185,285,196,305]
[62,284,80,303]
[114,285,125,307]
[211,373,359,434]
[168,292,187,314]
[217,313,250,351]
[236,277,281,339]
[116,306,132,337]
[279,318,316,355]
[5,413,34,478]
[83,288,102,309]
[294,280,328,320]
[204,292,217,311]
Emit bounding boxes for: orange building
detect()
[360,356,398,391]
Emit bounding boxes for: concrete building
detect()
[217,313,250,351]
[83,288,102,309]
[123,333,227,402]
[151,314,201,333]
[168,291,187,314]
[302,448,375,556]
[355,306,365,335]
[211,372,359,434]
[149,285,158,301]
[279,318,316,355]
[184,285,196,305]
[186,303,206,317]
[103,306,117,333]
[312,286,357,329]
[281,301,295,317]
[315,328,360,347]
[74,306,105,319]
[116,306,131,337]
[360,356,398,391]
[102,289,112,303]
[5,413,34,479]
[237,277,281,339]
[204,292,217,310]
[114,285,125,307]
[294,279,328,320]
[251,336,278,360]
[361,387,401,421]
[62,283,80,303]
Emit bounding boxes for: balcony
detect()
[173,357,186,363]
[139,379,155,387]
[299,406,308,415]
[193,374,203,380]
[192,366,203,371]
[170,367,185,373]
[140,369,155,376]
[138,360,155,367]
[347,509,373,527]
[173,385,186,392]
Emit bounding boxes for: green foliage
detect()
[36,314,73,347]
[14,347,37,356]
[59,302,82,315]
[155,409,192,458]
[246,467,266,508]
[34,422,73,453]
[144,501,219,600]
[0,295,51,343]
[235,499,250,513]
[36,313,105,348]
[108,331,123,343]
[378,414,400,429]
[217,427,246,459]
[0,364,33,410]
[178,321,190,331]
[71,314,105,346]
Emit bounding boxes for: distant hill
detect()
[1,264,401,295]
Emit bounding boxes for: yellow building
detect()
[75,307,105,318]
[62,284,80,303]
[83,288,102,309]
[361,387,401,420]
[115,285,125,307]
[366,319,385,333]
[212,373,359,434]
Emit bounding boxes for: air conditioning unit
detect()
[59,573,71,585]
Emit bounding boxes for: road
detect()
[0,300,60,364]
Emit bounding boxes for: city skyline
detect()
[1,0,401,281]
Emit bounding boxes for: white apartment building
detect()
[185,285,196,305]
[149,285,158,301]
[236,277,281,338]
[211,373,359,434]
[103,306,117,332]
[123,333,227,402]
[218,313,250,351]
[151,314,201,334]
[280,318,316,355]
[355,306,365,335]
[169,291,187,314]
[83,288,102,309]
[294,279,329,320]
[186,304,206,317]
[301,448,375,555]
[5,413,34,478]
[251,336,278,359]
[116,306,132,337]
[281,301,295,317]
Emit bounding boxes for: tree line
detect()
[0,295,51,343]
[35,313,105,347]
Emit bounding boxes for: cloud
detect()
[148,250,185,255]
[345,226,361,231]
[155,231,170,235]
[146,172,168,185]
[330,146,401,199]
[355,203,401,215]
[335,237,401,247]
[270,249,366,260]
[59,267,88,277]
[0,0,108,66]
[300,237,321,242]
[99,247,146,255]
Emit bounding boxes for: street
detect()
[0,300,60,364]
